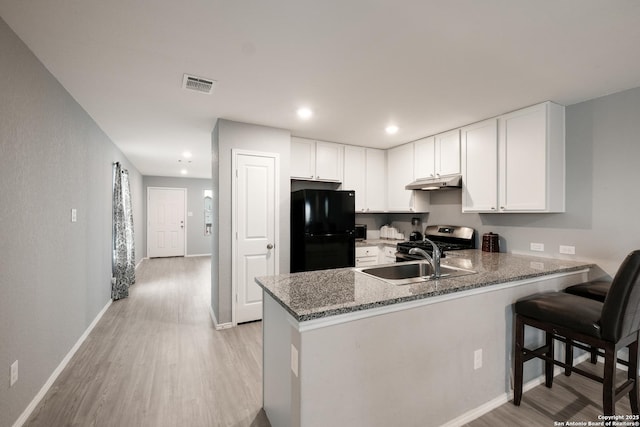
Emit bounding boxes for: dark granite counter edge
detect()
[259,263,594,323]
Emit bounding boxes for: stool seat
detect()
[564,280,611,302]
[515,292,604,338]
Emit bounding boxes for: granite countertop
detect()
[255,250,594,323]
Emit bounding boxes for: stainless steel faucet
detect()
[408,238,441,278]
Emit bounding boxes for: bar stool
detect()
[565,280,611,302]
[513,250,640,415]
[564,280,612,366]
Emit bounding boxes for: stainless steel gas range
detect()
[395,225,476,262]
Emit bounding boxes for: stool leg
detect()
[565,339,574,376]
[603,344,616,416]
[628,337,639,415]
[545,331,554,388]
[590,346,598,364]
[513,314,524,406]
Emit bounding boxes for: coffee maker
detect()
[409,217,423,241]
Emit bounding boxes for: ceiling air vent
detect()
[182,74,216,94]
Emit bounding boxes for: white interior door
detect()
[233,151,278,324]
[147,187,186,258]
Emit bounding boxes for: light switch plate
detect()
[71,208,77,223]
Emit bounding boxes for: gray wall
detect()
[0,17,143,427]
[211,119,291,324]
[142,176,213,257]
[426,87,640,275]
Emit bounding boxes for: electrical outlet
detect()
[10,360,18,387]
[559,245,576,255]
[474,349,482,370]
[530,242,544,252]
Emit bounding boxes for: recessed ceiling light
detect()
[180,169,188,175]
[182,151,192,158]
[385,125,399,135]
[297,107,313,120]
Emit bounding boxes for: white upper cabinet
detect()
[436,129,461,176]
[342,146,386,212]
[498,102,565,212]
[291,137,344,182]
[461,101,565,213]
[414,130,460,180]
[387,143,429,213]
[461,118,499,212]
[343,146,366,211]
[365,148,386,212]
[290,137,315,179]
[414,137,435,179]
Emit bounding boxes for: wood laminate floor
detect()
[25,256,269,427]
[24,256,636,427]
[465,362,634,427]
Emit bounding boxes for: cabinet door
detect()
[315,141,343,181]
[414,137,435,180]
[499,105,547,211]
[436,129,461,176]
[386,143,415,212]
[461,119,498,212]
[291,137,315,179]
[365,148,386,212]
[343,146,366,212]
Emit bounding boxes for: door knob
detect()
[267,243,274,250]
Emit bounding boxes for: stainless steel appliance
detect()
[396,225,475,262]
[290,189,356,272]
[355,224,367,241]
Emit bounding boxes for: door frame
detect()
[146,186,188,258]
[231,149,280,326]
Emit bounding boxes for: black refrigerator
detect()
[290,189,356,273]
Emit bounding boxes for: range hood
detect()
[405,175,462,191]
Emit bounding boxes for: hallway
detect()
[25,257,269,427]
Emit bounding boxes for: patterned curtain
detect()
[112,162,135,300]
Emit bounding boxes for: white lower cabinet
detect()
[461,101,565,213]
[378,246,397,264]
[356,245,396,266]
[355,246,379,267]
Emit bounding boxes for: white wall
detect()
[0,17,143,427]
[142,176,213,257]
[211,119,291,324]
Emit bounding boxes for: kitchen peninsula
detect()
[256,251,594,427]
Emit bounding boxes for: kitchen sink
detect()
[354,261,476,285]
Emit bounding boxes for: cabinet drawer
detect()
[381,246,397,258]
[355,257,378,267]
[356,246,379,257]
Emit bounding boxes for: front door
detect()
[147,187,186,258]
[233,151,278,324]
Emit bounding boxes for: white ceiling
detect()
[2,1,640,179]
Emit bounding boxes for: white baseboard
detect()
[12,299,113,427]
[440,353,592,427]
[186,253,212,258]
[209,306,233,330]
